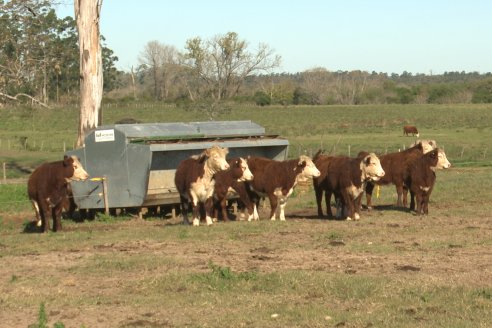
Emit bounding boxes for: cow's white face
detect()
[412,139,437,154]
[238,157,254,181]
[435,149,451,169]
[206,146,230,172]
[298,156,320,180]
[70,156,89,181]
[420,140,437,154]
[361,153,385,182]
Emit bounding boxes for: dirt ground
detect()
[0,205,491,327]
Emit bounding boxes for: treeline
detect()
[0,0,119,107]
[1,0,491,108]
[115,67,492,106]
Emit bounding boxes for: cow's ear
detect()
[63,155,72,166]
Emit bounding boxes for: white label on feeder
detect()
[95,129,115,142]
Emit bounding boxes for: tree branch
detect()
[0,92,51,108]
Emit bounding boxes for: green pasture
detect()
[0,103,491,177]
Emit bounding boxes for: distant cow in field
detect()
[212,157,254,222]
[313,152,385,220]
[27,155,89,232]
[247,155,320,221]
[364,140,437,209]
[406,148,451,215]
[174,146,230,226]
[403,125,419,137]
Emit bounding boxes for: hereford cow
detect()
[174,146,230,226]
[313,152,385,220]
[406,148,451,215]
[212,157,254,222]
[403,125,419,137]
[27,155,89,232]
[364,140,437,209]
[247,155,320,221]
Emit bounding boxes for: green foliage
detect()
[293,87,320,105]
[37,302,48,328]
[253,91,271,106]
[0,1,118,105]
[472,79,492,103]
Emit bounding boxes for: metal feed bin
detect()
[67,121,289,211]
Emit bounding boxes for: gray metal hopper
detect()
[67,120,289,212]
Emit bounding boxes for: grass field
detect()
[0,103,491,327]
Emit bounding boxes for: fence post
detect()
[102,176,109,215]
[3,162,6,184]
[348,145,351,157]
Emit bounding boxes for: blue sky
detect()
[56,0,492,74]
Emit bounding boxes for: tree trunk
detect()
[75,0,103,148]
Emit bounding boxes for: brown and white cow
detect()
[174,146,229,226]
[406,148,451,215]
[364,140,437,209]
[247,155,320,221]
[313,152,385,221]
[403,125,419,137]
[212,157,253,222]
[27,155,89,232]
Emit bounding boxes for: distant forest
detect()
[2,0,492,108]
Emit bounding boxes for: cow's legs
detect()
[52,205,63,232]
[180,195,191,225]
[415,193,423,215]
[40,202,51,233]
[422,193,430,215]
[402,186,409,207]
[341,192,355,221]
[268,194,278,220]
[314,184,324,217]
[204,197,214,226]
[409,191,416,211]
[31,200,42,227]
[325,190,334,218]
[278,196,288,221]
[395,184,404,207]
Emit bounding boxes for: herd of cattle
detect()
[27,136,451,232]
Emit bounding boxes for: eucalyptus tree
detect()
[75,0,103,148]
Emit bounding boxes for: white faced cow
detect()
[28,155,89,232]
[313,152,385,221]
[407,148,451,214]
[174,146,230,226]
[247,155,320,221]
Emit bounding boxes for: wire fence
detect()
[0,138,75,153]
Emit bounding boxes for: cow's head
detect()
[432,148,451,170]
[296,155,320,181]
[64,155,89,181]
[229,157,253,182]
[361,153,385,182]
[411,139,437,154]
[205,146,229,172]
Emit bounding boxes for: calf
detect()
[313,152,385,220]
[212,157,253,222]
[174,146,230,226]
[27,155,89,232]
[403,125,419,137]
[247,155,320,221]
[406,148,451,215]
[365,140,437,209]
